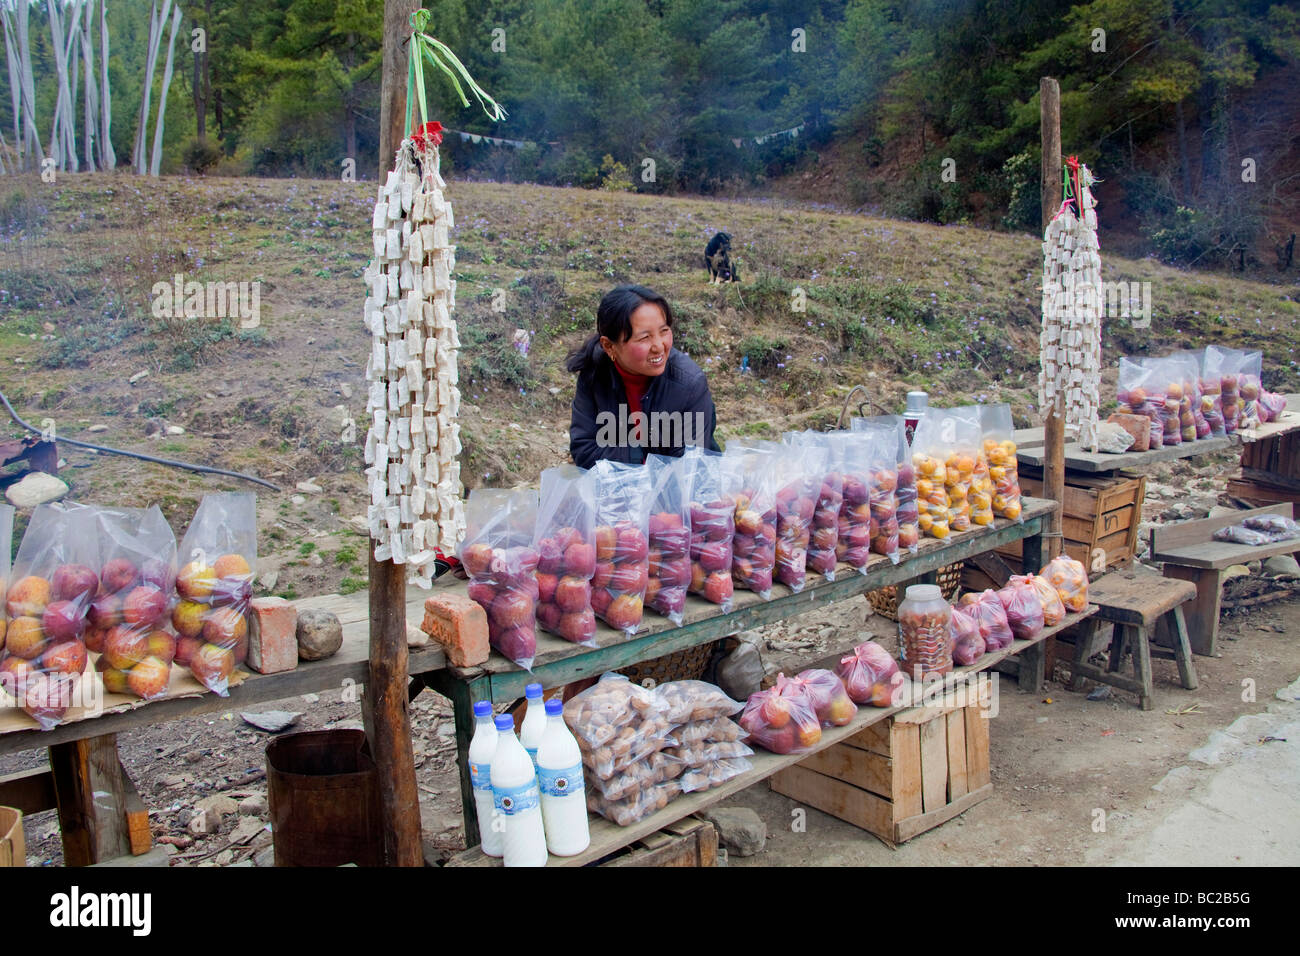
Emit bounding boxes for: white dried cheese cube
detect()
[400,174,414,213]
[397,418,411,451]
[409,229,424,263]
[424,457,441,485]
[373,542,392,562]
[371,203,388,230]
[399,259,413,292]
[387,188,401,222]
[386,268,399,299]
[391,533,407,564]
[385,228,401,260]
[425,415,439,445]
[388,380,401,411]
[372,232,386,258]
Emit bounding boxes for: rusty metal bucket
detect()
[266,729,384,867]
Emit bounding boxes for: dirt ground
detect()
[5,573,1298,867]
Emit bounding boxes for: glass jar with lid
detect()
[897,583,952,679]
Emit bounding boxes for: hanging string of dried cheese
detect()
[1039,163,1103,452]
[362,139,465,586]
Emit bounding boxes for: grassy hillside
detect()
[2,173,1298,598]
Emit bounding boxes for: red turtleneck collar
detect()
[614,360,651,414]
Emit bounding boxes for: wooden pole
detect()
[365,550,423,866]
[379,0,419,175]
[1040,76,1064,562]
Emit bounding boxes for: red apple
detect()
[608,563,648,595]
[202,607,248,646]
[536,601,563,633]
[104,626,149,671]
[52,564,99,603]
[190,642,235,690]
[812,526,837,551]
[558,609,597,644]
[604,594,643,631]
[644,577,663,606]
[42,600,87,642]
[493,625,536,663]
[490,591,534,629]
[536,573,558,604]
[735,510,762,536]
[697,541,730,573]
[703,572,733,605]
[591,561,615,590]
[177,560,216,600]
[461,542,495,576]
[660,556,692,588]
[563,542,596,578]
[171,600,205,639]
[88,593,124,629]
[127,655,171,699]
[100,557,140,594]
[614,527,648,563]
[0,655,35,696]
[554,576,591,613]
[648,512,682,535]
[690,562,708,593]
[83,624,109,654]
[732,534,755,559]
[467,580,496,608]
[140,558,175,593]
[594,526,617,562]
[654,525,691,555]
[5,617,47,660]
[554,527,583,551]
[21,673,71,726]
[122,586,167,627]
[41,640,88,677]
[589,588,612,617]
[808,550,837,574]
[174,635,204,667]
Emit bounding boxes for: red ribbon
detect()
[412,121,444,149]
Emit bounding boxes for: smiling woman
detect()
[565,284,719,468]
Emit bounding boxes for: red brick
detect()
[247,597,298,674]
[422,594,489,667]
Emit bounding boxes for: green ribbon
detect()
[404,10,507,139]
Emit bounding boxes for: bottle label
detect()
[493,779,540,816]
[470,761,492,793]
[539,762,583,798]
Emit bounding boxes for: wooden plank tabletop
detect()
[0,592,446,755]
[446,605,1097,867]
[462,498,1057,700]
[1150,501,1298,570]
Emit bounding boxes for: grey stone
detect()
[241,710,301,733]
[230,817,267,846]
[1263,555,1300,578]
[1223,565,1251,580]
[296,480,324,493]
[239,794,268,816]
[128,371,149,384]
[5,472,69,508]
[166,425,185,435]
[700,807,766,857]
[1095,422,1135,454]
[291,494,306,505]
[259,569,279,590]
[86,424,108,433]
[254,846,277,867]
[297,608,343,661]
[1087,685,1112,701]
[195,794,240,819]
[188,809,219,836]
[1246,560,1262,575]
[716,640,764,701]
[308,552,324,567]
[340,383,353,398]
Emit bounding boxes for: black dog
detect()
[705,232,739,284]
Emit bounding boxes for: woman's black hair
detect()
[565,284,674,374]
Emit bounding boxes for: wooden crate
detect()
[1240,430,1300,479]
[995,471,1145,573]
[0,807,23,867]
[599,817,718,867]
[768,694,993,847]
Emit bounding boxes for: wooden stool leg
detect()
[1106,624,1127,674]
[1170,606,1199,691]
[48,734,131,866]
[1129,624,1154,711]
[1069,620,1102,691]
[1163,565,1222,656]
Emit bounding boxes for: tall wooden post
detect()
[379,0,419,175]
[1040,76,1064,561]
[365,550,423,866]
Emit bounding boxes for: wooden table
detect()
[0,592,445,865]
[445,605,1096,867]
[425,496,1060,854]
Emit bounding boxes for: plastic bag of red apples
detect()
[588,460,652,638]
[531,465,596,652]
[678,448,737,613]
[783,431,843,583]
[90,505,180,703]
[461,487,542,668]
[644,455,692,626]
[834,641,904,707]
[2,503,105,730]
[723,443,779,599]
[852,416,920,558]
[738,673,822,755]
[173,493,257,696]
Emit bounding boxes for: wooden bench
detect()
[1150,503,1300,657]
[1064,570,1198,710]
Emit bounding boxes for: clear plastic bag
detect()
[830,428,887,569]
[1206,346,1244,434]
[682,447,737,612]
[725,442,779,598]
[910,412,958,539]
[949,603,986,666]
[1027,574,1066,626]
[1170,351,1211,439]
[588,460,652,637]
[1140,355,1185,446]
[834,640,903,707]
[937,407,983,532]
[1241,514,1300,539]
[672,716,745,744]
[1195,347,1227,436]
[997,577,1043,640]
[655,679,743,723]
[93,505,179,702]
[958,589,1014,651]
[645,454,692,626]
[680,756,753,794]
[534,465,596,650]
[980,404,1023,522]
[1212,524,1272,546]
[1117,356,1166,449]
[792,667,857,726]
[586,751,683,801]
[738,672,822,754]
[176,493,258,697]
[1259,390,1287,424]
[2,503,98,730]
[785,431,843,581]
[854,416,918,553]
[587,779,681,826]
[563,673,673,779]
[1041,554,1089,612]
[463,487,542,667]
[666,738,754,765]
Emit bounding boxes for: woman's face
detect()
[602,302,672,377]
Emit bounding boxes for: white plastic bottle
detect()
[490,714,549,867]
[519,682,547,771]
[536,698,591,857]
[467,700,503,858]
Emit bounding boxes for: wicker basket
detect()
[618,643,714,687]
[867,563,964,621]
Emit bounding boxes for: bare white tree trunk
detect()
[12,0,45,167]
[148,2,182,176]
[134,0,167,174]
[81,0,98,170]
[99,0,114,168]
[47,0,81,171]
[2,3,22,168]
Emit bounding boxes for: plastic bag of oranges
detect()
[1041,554,1089,612]
[910,413,955,539]
[980,404,1022,522]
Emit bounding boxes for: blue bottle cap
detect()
[494,714,515,731]
[473,701,492,718]
[545,698,564,716]
[525,682,543,698]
